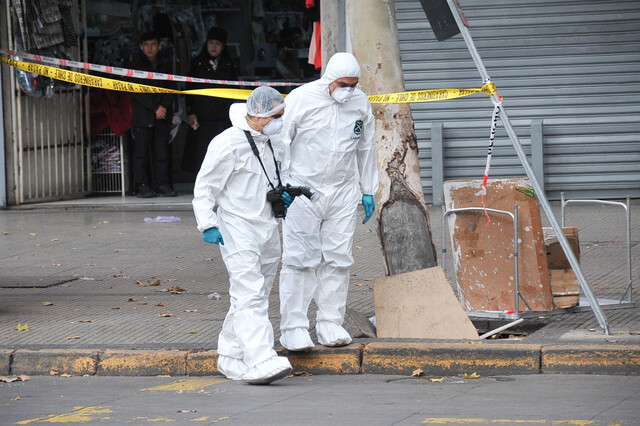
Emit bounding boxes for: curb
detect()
[2,343,639,377]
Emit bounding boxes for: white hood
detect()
[229,102,267,141]
[319,52,362,84]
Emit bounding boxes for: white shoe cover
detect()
[242,356,293,385]
[217,355,249,380]
[280,328,315,351]
[316,321,352,347]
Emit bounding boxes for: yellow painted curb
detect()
[278,343,363,374]
[541,344,640,375]
[97,350,187,376]
[362,342,541,375]
[12,349,98,375]
[0,349,14,375]
[186,350,220,376]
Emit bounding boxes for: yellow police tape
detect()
[1,56,253,100]
[2,56,497,103]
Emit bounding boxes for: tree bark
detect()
[346,0,438,275]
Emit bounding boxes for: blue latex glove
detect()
[203,227,224,245]
[362,194,375,224]
[281,183,294,208]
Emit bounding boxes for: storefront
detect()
[1,0,320,206]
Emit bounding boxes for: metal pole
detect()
[513,204,519,315]
[445,0,610,334]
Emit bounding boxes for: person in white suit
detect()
[278,52,378,351]
[193,86,294,384]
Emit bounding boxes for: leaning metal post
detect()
[445,0,610,334]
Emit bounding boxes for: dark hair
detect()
[206,27,228,44]
[140,30,160,43]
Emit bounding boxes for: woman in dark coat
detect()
[182,27,239,173]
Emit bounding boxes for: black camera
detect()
[266,185,316,218]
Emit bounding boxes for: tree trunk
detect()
[346,0,438,275]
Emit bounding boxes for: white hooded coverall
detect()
[193,103,283,380]
[278,52,379,347]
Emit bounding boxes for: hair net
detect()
[321,52,362,83]
[246,86,285,118]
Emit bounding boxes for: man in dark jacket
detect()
[129,30,177,197]
[182,27,239,174]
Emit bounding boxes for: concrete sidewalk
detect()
[1,191,639,377]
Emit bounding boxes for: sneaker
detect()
[136,184,154,198]
[280,328,315,352]
[316,321,352,347]
[155,184,177,197]
[242,356,292,385]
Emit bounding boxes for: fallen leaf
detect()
[156,289,169,293]
[29,233,36,236]
[52,263,62,267]
[2,231,9,235]
[155,302,165,307]
[462,372,481,379]
[428,378,444,383]
[114,274,129,279]
[85,263,97,266]
[587,328,597,332]
[356,283,364,287]
[0,375,30,383]
[159,313,173,317]
[205,258,215,262]
[127,298,135,302]
[66,336,80,340]
[137,280,147,287]
[630,331,640,335]
[170,286,186,294]
[14,396,21,400]
[411,368,424,377]
[77,320,94,323]
[138,302,148,305]
[187,329,198,334]
[35,244,41,247]
[49,369,61,376]
[177,409,196,413]
[111,307,120,310]
[611,331,625,335]
[466,341,481,344]
[157,375,171,378]
[148,280,161,286]
[355,245,363,250]
[51,238,59,242]
[14,323,29,331]
[42,301,53,306]
[184,309,198,313]
[293,371,312,376]
[60,373,72,378]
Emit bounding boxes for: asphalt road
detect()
[2,374,639,425]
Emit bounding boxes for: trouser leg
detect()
[152,120,171,187]
[223,249,277,368]
[131,127,152,188]
[315,199,357,325]
[279,199,322,332]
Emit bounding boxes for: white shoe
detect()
[280,328,315,351]
[242,356,293,385]
[316,321,352,347]
[217,355,249,380]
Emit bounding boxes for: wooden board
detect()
[374,267,479,339]
[443,178,553,312]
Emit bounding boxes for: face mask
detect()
[262,117,283,135]
[332,86,354,103]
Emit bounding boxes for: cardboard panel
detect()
[374,267,479,339]
[443,178,553,312]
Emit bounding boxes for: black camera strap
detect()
[243,130,281,191]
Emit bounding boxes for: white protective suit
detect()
[278,53,379,349]
[193,101,291,382]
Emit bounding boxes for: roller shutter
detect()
[396,0,640,203]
